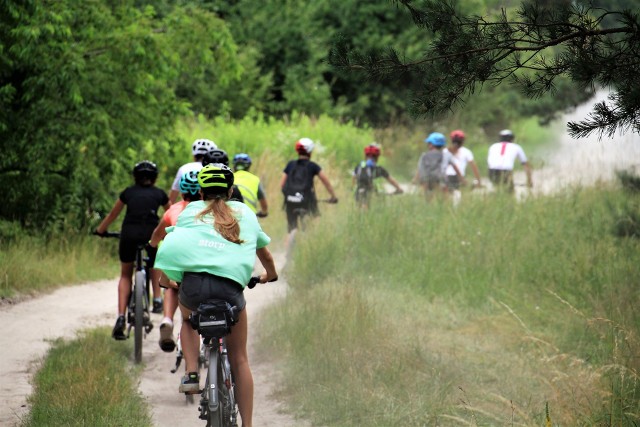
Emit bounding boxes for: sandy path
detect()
[0,253,304,426]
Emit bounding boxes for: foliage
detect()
[0,232,119,298]
[329,0,640,138]
[0,1,250,230]
[261,187,640,425]
[23,328,151,426]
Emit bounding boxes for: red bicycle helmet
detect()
[450,130,465,143]
[364,143,381,157]
[295,137,315,155]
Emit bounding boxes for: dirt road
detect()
[0,253,305,427]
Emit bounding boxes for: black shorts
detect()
[119,238,157,266]
[488,169,514,191]
[446,175,460,190]
[179,272,246,312]
[119,223,156,264]
[285,202,318,233]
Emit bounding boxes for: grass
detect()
[0,234,119,298]
[259,184,640,426]
[22,328,152,427]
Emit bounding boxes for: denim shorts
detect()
[179,272,246,312]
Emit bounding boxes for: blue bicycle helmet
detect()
[425,132,446,147]
[179,170,200,195]
[233,153,252,171]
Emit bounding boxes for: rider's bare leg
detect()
[118,262,134,314]
[178,303,200,372]
[226,309,253,427]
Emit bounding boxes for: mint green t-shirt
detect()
[154,200,270,287]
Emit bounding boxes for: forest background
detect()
[2,0,628,232]
[3,1,640,425]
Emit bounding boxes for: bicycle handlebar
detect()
[93,230,121,238]
[247,275,278,289]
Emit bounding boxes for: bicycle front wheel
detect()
[134,270,145,363]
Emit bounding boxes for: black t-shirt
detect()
[119,184,169,228]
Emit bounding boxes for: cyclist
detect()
[96,160,171,340]
[487,129,533,191]
[413,132,465,199]
[233,153,269,217]
[154,164,278,427]
[444,130,482,204]
[280,137,338,242]
[352,143,403,209]
[168,138,216,203]
[201,148,245,203]
[148,170,202,352]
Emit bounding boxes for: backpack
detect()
[355,161,375,191]
[418,150,444,183]
[283,160,311,206]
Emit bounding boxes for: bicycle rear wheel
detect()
[218,352,237,426]
[134,270,145,363]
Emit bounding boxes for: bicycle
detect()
[94,230,153,363]
[187,276,273,427]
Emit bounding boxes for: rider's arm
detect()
[386,176,404,193]
[451,162,467,185]
[279,172,288,190]
[256,247,278,283]
[317,170,338,200]
[468,160,482,187]
[168,189,180,204]
[96,199,125,234]
[149,217,169,248]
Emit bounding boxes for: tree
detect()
[0,1,184,229]
[329,0,640,138]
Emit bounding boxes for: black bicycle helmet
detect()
[132,160,158,180]
[202,149,229,167]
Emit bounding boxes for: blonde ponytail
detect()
[196,196,243,244]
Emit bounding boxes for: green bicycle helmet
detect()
[198,164,234,193]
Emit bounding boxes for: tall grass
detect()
[260,186,640,426]
[0,235,119,298]
[22,328,151,427]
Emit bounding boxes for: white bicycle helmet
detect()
[499,129,514,142]
[191,138,217,156]
[295,137,315,155]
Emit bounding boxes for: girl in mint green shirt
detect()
[155,164,277,427]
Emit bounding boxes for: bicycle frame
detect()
[199,336,237,427]
[95,231,152,363]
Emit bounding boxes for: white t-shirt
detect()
[445,147,474,176]
[487,142,527,170]
[171,161,203,191]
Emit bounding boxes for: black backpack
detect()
[355,161,375,190]
[283,160,311,206]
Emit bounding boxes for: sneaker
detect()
[179,372,200,394]
[112,315,126,340]
[159,321,176,352]
[152,299,163,314]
